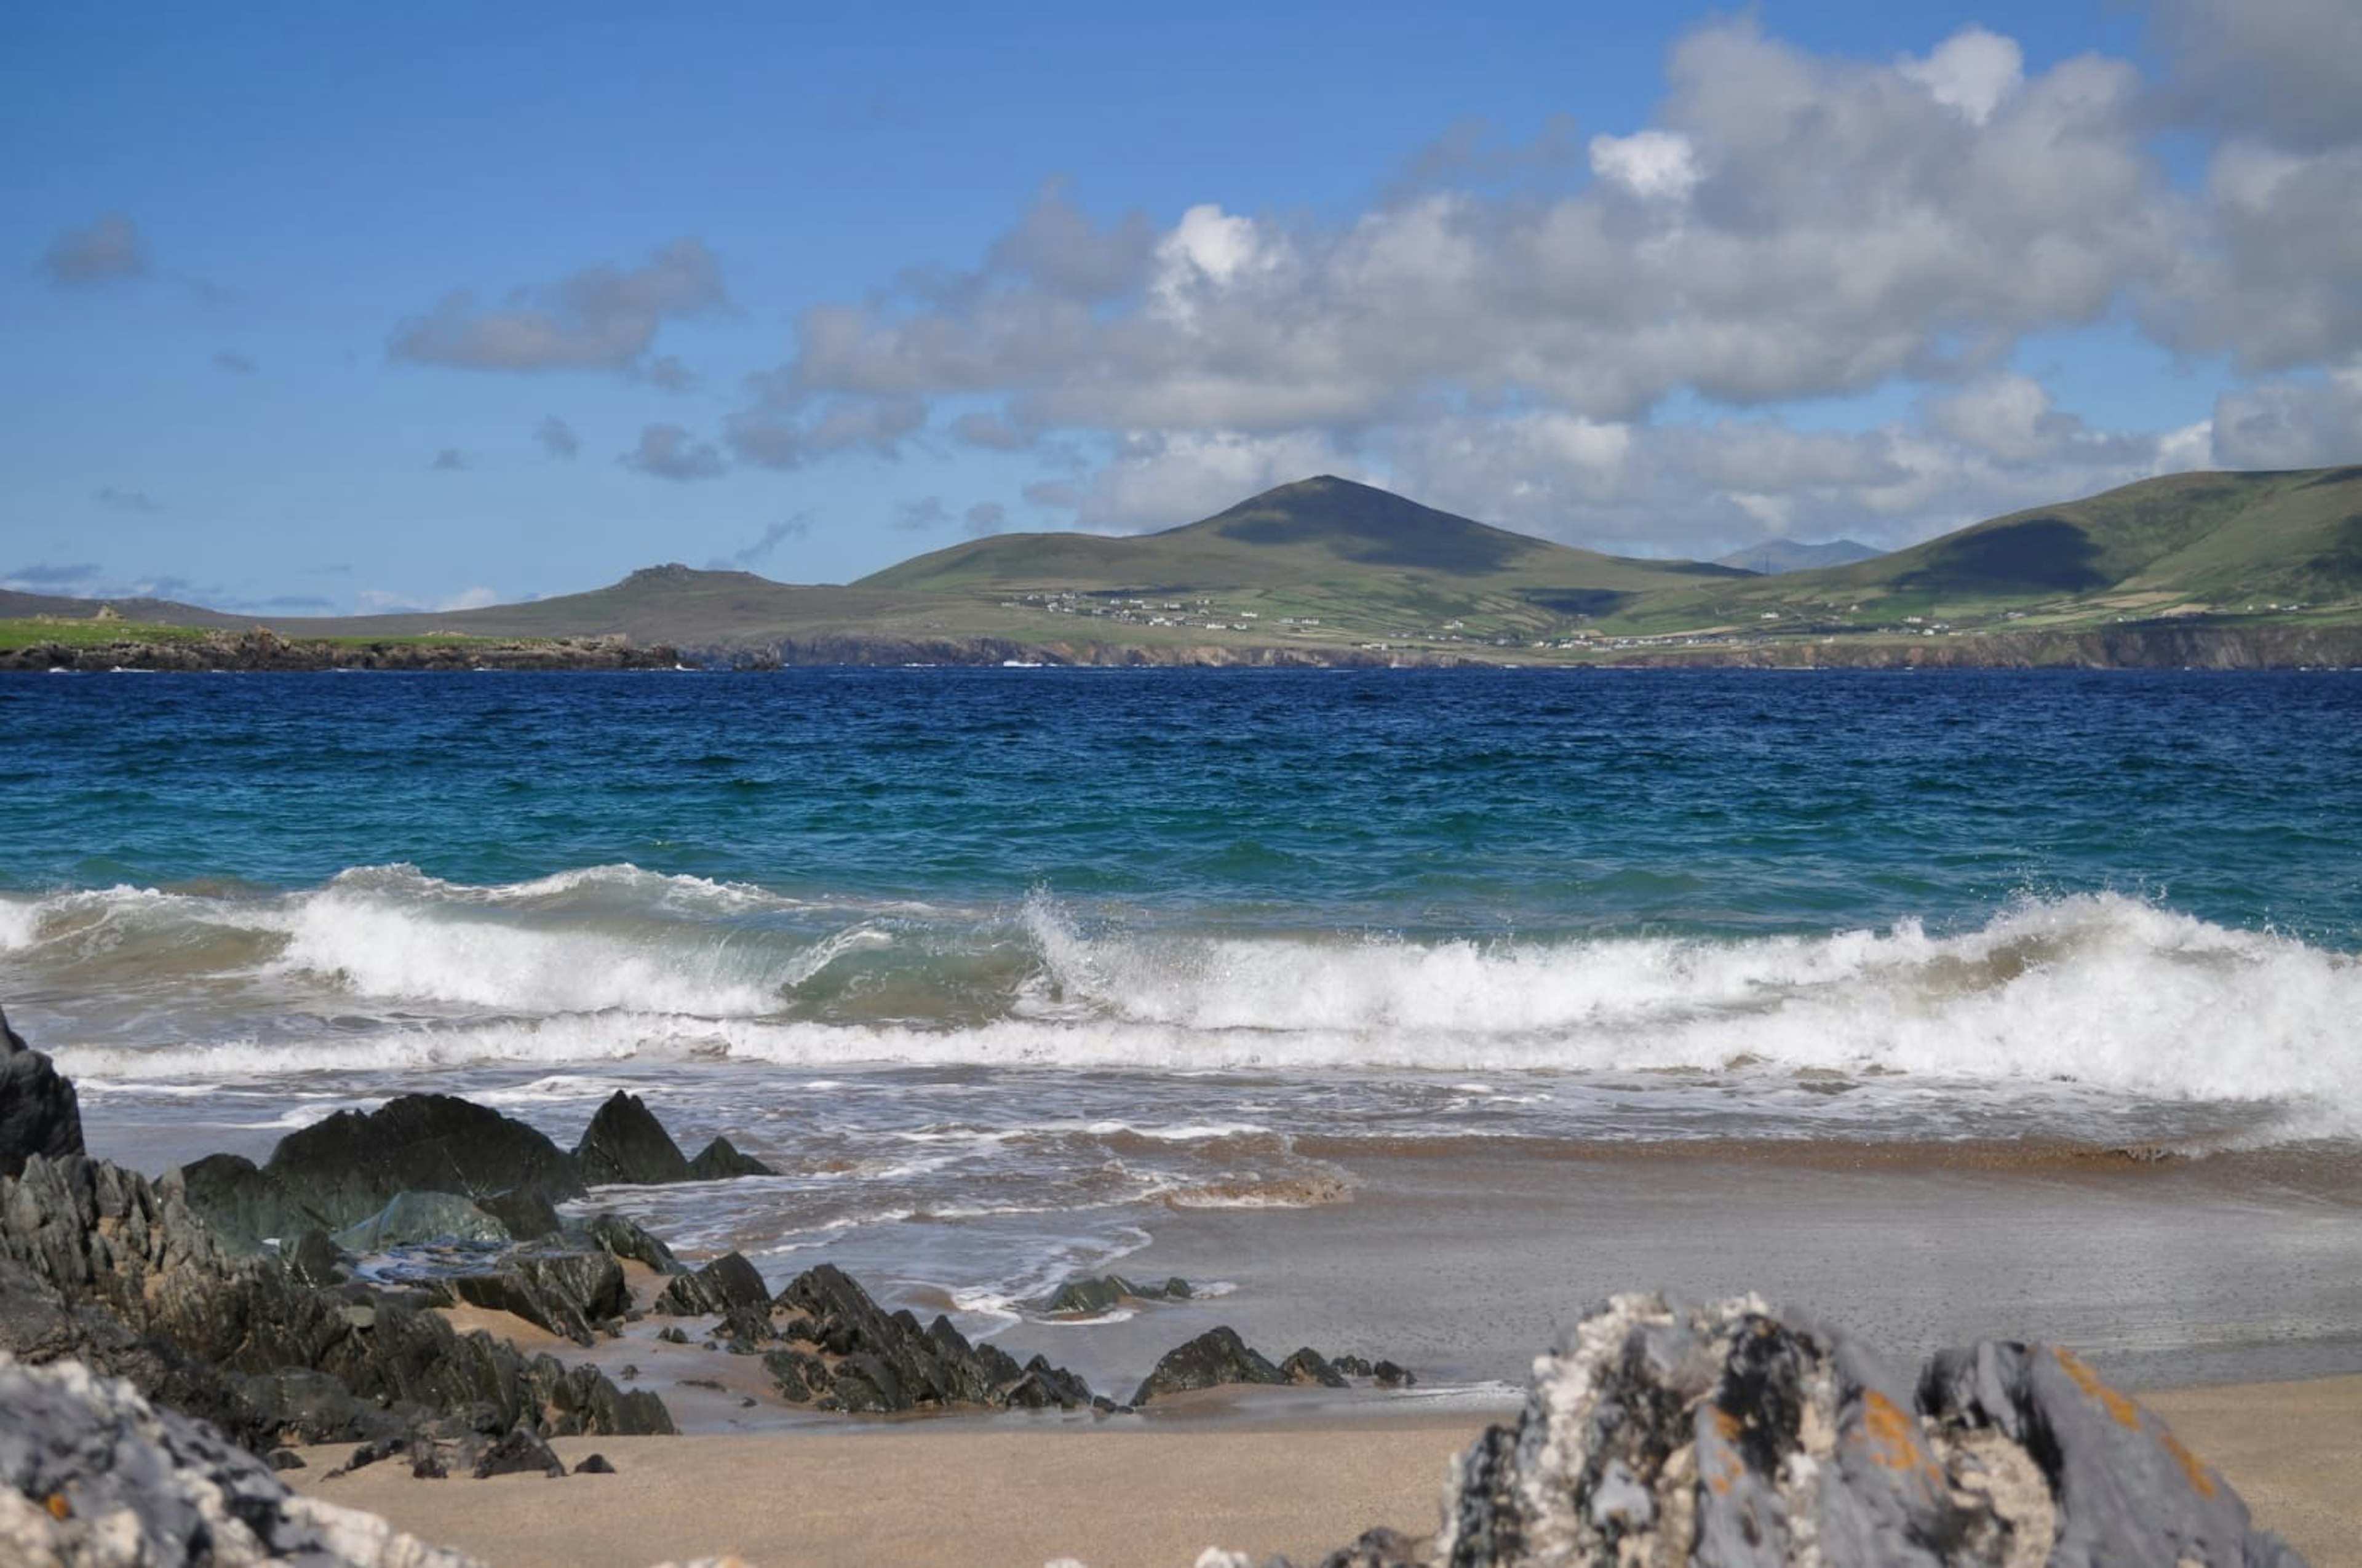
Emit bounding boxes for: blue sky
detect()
[6,0,2360,614]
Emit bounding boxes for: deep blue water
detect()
[7,667,2360,944]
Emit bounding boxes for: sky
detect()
[6,0,2361,615]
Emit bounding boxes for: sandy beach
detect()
[286,1374,2362,1567]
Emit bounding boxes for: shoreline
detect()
[282,1374,2362,1567]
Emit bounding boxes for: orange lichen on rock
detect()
[2053,1347,2142,1430]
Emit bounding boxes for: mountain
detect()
[1714,539,1883,575]
[858,475,1744,632]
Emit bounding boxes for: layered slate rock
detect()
[0,1006,82,1180]
[1425,1292,2299,1568]
[573,1090,694,1186]
[766,1262,1102,1414]
[0,1352,483,1568]
[443,1246,629,1347]
[0,1153,670,1452]
[580,1211,686,1276]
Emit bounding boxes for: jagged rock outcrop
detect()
[0,1006,82,1180]
[574,1091,694,1186]
[1131,1326,1290,1405]
[1417,1293,2299,1568]
[654,1251,773,1342]
[0,1352,483,1567]
[0,1153,671,1452]
[333,1192,509,1252]
[581,1211,687,1275]
[1039,1273,1193,1316]
[765,1262,1103,1414]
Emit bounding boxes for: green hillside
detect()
[858,475,1743,644]
[1599,467,2362,638]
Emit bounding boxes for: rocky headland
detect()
[1,629,683,673]
[0,1008,2310,1564]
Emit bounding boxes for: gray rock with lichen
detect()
[0,1351,481,1567]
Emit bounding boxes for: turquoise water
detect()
[6,667,2361,1347]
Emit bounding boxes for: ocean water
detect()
[6,667,2361,1364]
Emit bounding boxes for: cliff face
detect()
[1607,623,2362,671]
[2,629,682,672]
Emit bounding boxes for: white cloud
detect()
[620,423,726,481]
[1899,26,2024,126]
[2211,362,2362,468]
[1587,130,1701,201]
[392,239,728,374]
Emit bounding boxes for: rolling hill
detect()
[1715,539,1883,575]
[1601,466,2362,637]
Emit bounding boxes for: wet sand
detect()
[286,1376,2362,1567]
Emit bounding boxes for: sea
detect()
[6,667,2361,1386]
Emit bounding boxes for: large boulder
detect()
[1426,1292,2299,1568]
[332,1191,509,1252]
[0,1351,483,1567]
[445,1247,629,1346]
[573,1090,693,1186]
[0,1007,82,1180]
[261,1094,584,1232]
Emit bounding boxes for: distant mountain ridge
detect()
[7,466,2361,667]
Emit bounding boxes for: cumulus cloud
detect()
[535,416,581,459]
[1898,26,2024,126]
[2211,362,2362,468]
[621,423,727,481]
[1920,374,2150,468]
[1587,130,1701,201]
[42,213,148,286]
[2149,0,2362,151]
[94,487,162,514]
[392,238,727,374]
[963,502,1008,536]
[727,396,926,469]
[213,348,257,374]
[431,448,467,471]
[641,355,698,392]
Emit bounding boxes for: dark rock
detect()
[580,1210,686,1275]
[1330,1355,1374,1377]
[267,1449,306,1471]
[1427,1292,2297,1568]
[1280,1348,1350,1389]
[0,1006,83,1180]
[1372,1359,1415,1388]
[1131,1326,1289,1406]
[1038,1273,1194,1316]
[576,1452,615,1474]
[333,1190,509,1251]
[477,1187,565,1241]
[262,1093,584,1232]
[656,1326,689,1345]
[285,1228,345,1287]
[177,1153,327,1252]
[0,1353,480,1566]
[686,1134,776,1179]
[572,1090,693,1186]
[762,1347,829,1403]
[653,1250,772,1334]
[448,1248,629,1347]
[770,1262,1098,1414]
[471,1426,567,1479]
